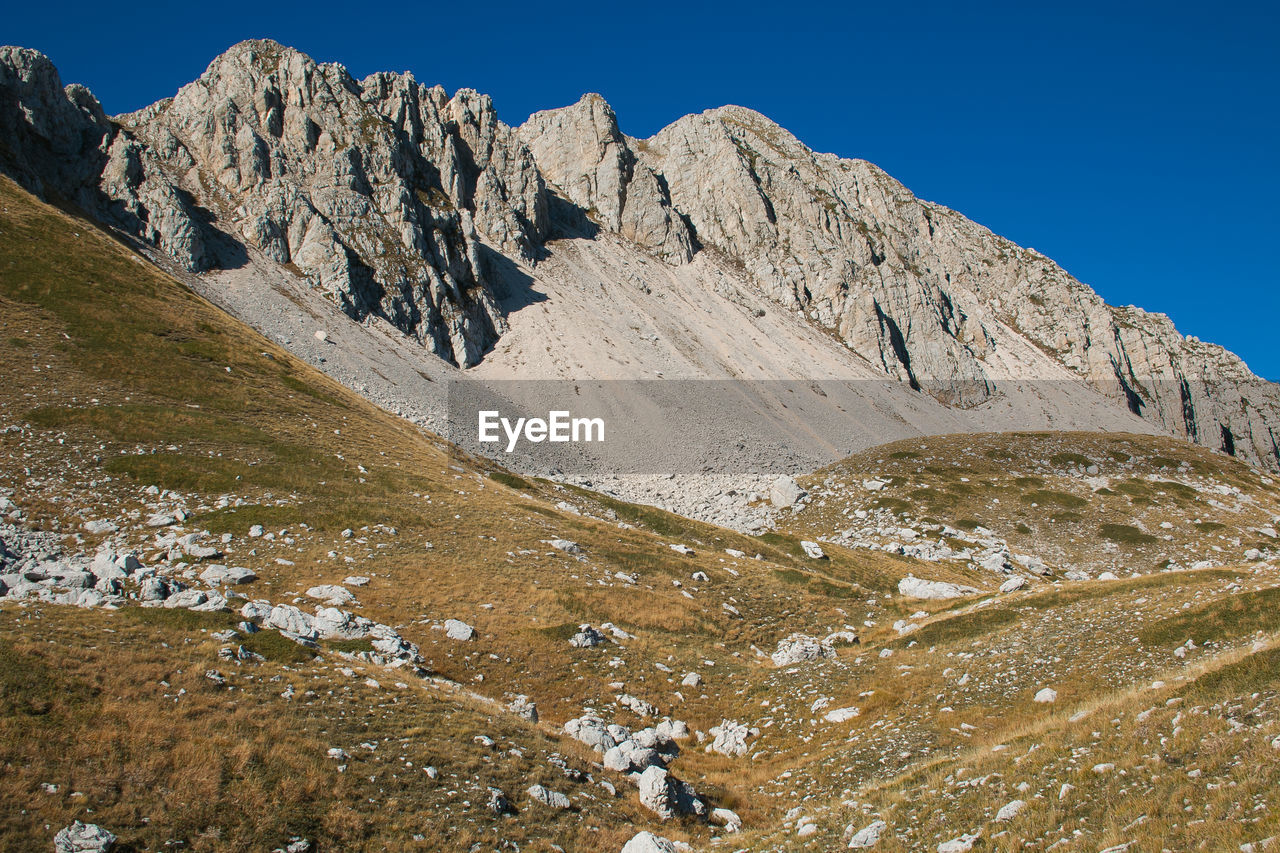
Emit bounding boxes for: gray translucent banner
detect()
[442,378,1280,477]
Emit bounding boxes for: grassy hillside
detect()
[0,175,942,849]
[1,174,1278,852]
[786,431,1280,577]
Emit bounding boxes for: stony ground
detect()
[1,177,1278,852]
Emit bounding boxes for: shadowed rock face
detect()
[0,40,549,367]
[1,40,1278,467]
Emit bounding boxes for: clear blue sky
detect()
[8,1,1278,378]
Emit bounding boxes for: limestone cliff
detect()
[1,41,1277,467]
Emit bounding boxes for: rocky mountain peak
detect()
[1,43,1277,468]
[518,94,693,262]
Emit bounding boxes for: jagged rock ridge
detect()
[1,40,1278,468]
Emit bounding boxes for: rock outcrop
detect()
[0,41,549,367]
[519,94,693,262]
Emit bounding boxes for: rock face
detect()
[2,41,1279,468]
[0,40,547,367]
[632,105,1280,468]
[518,94,693,263]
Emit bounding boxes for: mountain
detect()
[2,39,1276,481]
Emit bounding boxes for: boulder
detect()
[708,719,751,757]
[549,539,581,554]
[937,833,980,853]
[444,619,475,641]
[637,765,705,820]
[1034,687,1058,703]
[604,741,662,773]
[800,540,826,559]
[201,565,257,586]
[508,694,538,722]
[770,476,805,508]
[654,718,690,741]
[564,715,619,752]
[771,633,835,667]
[54,821,116,853]
[897,576,981,600]
[569,624,606,648]
[711,806,742,832]
[848,819,887,848]
[995,799,1027,821]
[999,576,1028,593]
[526,783,571,810]
[163,589,208,609]
[617,693,658,717]
[306,584,355,605]
[621,832,680,853]
[312,607,375,640]
[60,571,97,590]
[136,576,172,602]
[239,600,273,623]
[824,707,859,723]
[263,604,317,639]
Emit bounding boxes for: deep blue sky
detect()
[8,1,1278,378]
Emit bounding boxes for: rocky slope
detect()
[1,40,1278,472]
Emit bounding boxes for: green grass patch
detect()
[535,622,581,643]
[1139,586,1280,648]
[812,580,859,599]
[323,637,376,655]
[1049,452,1091,467]
[1021,490,1087,509]
[773,568,809,586]
[872,497,911,514]
[1185,646,1280,700]
[888,605,1018,650]
[1100,523,1157,546]
[240,630,317,664]
[755,532,806,559]
[0,639,98,718]
[489,471,534,491]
